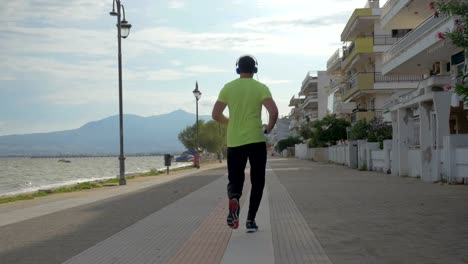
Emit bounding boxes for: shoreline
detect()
[0,162,200,204]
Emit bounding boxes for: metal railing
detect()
[300,93,319,109]
[374,72,424,82]
[373,35,402,46]
[383,14,450,64]
[302,71,318,87]
[327,49,342,69]
[342,42,356,62]
[347,72,424,85]
[351,109,383,123]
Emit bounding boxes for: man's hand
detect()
[262,98,278,132]
[212,101,229,124]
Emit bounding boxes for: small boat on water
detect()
[58,159,71,163]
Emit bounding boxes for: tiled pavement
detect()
[1,158,467,263]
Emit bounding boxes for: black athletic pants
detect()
[227,142,267,221]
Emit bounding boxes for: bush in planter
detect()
[306,115,351,148]
[367,117,392,148]
[348,119,370,140]
[348,118,392,149]
[277,136,302,153]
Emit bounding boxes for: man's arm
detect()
[262,98,278,133]
[212,101,229,124]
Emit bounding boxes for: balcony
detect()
[351,109,383,123]
[300,93,319,110]
[373,35,402,46]
[343,72,374,101]
[301,71,318,87]
[303,111,319,122]
[327,49,343,74]
[289,95,305,107]
[342,37,374,70]
[382,14,455,74]
[381,0,433,30]
[341,7,379,42]
[343,72,423,102]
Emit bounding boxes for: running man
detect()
[212,55,278,233]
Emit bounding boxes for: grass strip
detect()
[0,165,196,204]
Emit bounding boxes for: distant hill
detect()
[0,110,211,156]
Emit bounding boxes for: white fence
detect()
[443,135,468,183]
[295,144,329,162]
[294,135,467,184]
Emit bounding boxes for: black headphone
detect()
[236,55,258,74]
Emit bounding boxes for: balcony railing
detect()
[301,93,319,109]
[342,37,373,68]
[351,110,383,123]
[344,72,424,101]
[302,71,318,87]
[383,14,450,64]
[327,49,343,70]
[373,35,402,46]
[374,73,424,82]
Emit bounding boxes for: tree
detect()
[432,0,468,102]
[277,136,302,153]
[178,120,227,154]
[200,120,226,154]
[178,121,202,151]
[301,115,350,147]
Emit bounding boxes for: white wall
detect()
[295,143,308,160]
[370,150,385,172]
[408,148,422,177]
[443,135,468,183]
[455,148,468,180]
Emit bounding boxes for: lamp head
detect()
[193,82,202,100]
[120,20,132,38]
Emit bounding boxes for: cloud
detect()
[1,26,115,57]
[168,0,185,9]
[145,69,193,81]
[171,60,183,66]
[186,65,228,73]
[0,0,107,23]
[260,77,292,86]
[234,13,349,32]
[132,26,339,56]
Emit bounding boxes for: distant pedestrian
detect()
[212,55,278,233]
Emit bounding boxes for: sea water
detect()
[0,156,190,196]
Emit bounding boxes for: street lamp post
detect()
[110,0,132,185]
[193,82,202,169]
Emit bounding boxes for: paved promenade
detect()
[0,158,467,263]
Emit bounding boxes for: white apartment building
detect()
[268,117,291,149]
[381,0,468,182]
[327,0,424,124]
[327,49,356,120]
[289,71,330,135]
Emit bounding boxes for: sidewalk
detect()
[1,158,467,263]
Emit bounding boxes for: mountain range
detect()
[0,110,211,156]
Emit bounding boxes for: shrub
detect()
[277,136,302,152]
[302,115,350,148]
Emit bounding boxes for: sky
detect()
[0,0,379,136]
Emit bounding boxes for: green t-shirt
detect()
[217,78,272,147]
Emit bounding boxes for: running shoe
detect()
[246,220,258,233]
[227,198,240,229]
